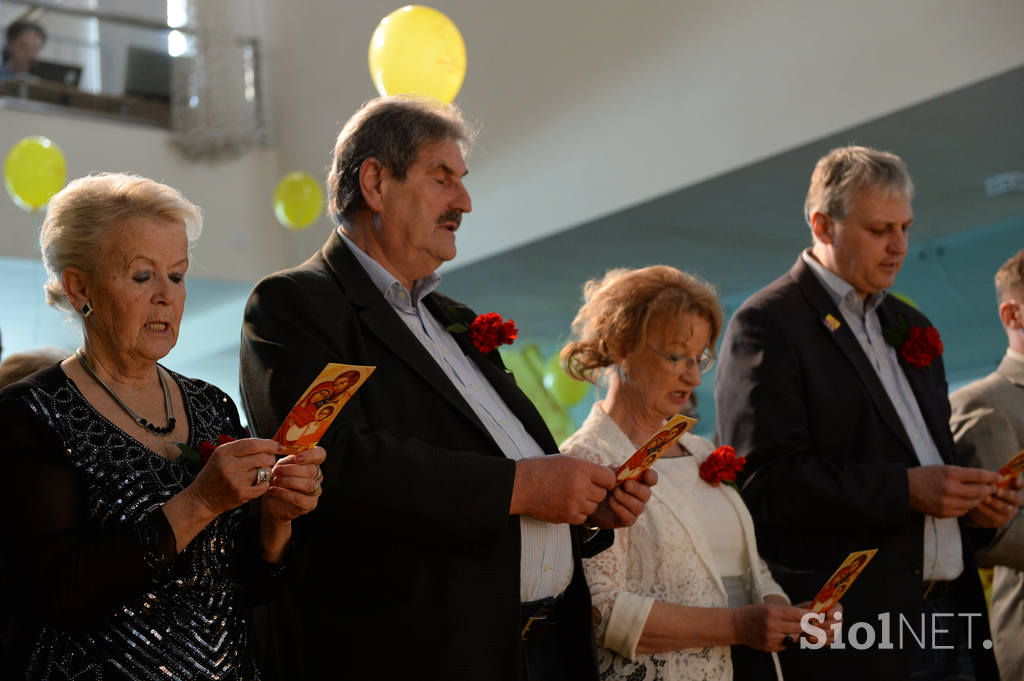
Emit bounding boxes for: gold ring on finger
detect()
[313,465,323,483]
[306,482,321,497]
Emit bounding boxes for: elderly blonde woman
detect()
[560,266,841,681]
[0,173,325,680]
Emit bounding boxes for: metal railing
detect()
[1,0,264,135]
[4,0,175,32]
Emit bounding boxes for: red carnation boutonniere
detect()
[699,445,746,489]
[444,308,518,372]
[882,314,943,370]
[173,434,236,473]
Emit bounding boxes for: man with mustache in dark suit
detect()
[240,97,656,681]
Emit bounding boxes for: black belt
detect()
[922,580,954,600]
[520,593,563,641]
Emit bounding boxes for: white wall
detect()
[0,106,297,279]
[0,107,300,411]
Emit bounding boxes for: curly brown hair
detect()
[560,266,723,385]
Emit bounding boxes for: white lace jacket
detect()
[561,403,787,681]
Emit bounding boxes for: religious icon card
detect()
[613,414,697,485]
[995,446,1024,487]
[272,363,374,454]
[809,549,878,613]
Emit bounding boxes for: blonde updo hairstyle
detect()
[39,173,203,317]
[561,266,723,385]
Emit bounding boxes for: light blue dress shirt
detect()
[802,250,963,581]
[339,229,574,601]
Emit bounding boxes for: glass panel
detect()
[97,0,167,23]
[1,0,175,97]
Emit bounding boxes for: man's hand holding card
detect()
[964,447,1024,528]
[566,414,695,531]
[995,446,1024,487]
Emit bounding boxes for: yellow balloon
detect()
[543,353,590,407]
[368,5,466,104]
[4,136,67,213]
[274,172,324,230]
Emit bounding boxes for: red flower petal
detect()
[468,312,517,355]
[198,440,216,464]
[197,434,235,465]
[699,445,745,487]
[900,325,943,369]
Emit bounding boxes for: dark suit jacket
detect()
[715,255,997,680]
[239,230,605,681]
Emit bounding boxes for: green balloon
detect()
[543,353,589,406]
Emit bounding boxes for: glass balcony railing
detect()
[1,0,263,134]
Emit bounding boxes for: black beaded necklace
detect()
[76,349,177,435]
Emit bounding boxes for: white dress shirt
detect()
[339,229,573,601]
[802,250,963,582]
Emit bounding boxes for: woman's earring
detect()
[81,302,93,318]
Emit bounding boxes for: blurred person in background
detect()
[0,346,70,388]
[0,20,45,80]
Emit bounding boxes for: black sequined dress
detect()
[0,364,283,680]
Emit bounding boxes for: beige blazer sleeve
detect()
[950,358,1024,570]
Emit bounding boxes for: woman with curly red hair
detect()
[560,265,842,680]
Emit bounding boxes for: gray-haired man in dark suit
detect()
[715,146,1020,681]
[240,97,656,681]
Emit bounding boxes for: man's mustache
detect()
[437,210,462,227]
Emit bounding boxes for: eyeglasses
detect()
[646,344,715,375]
